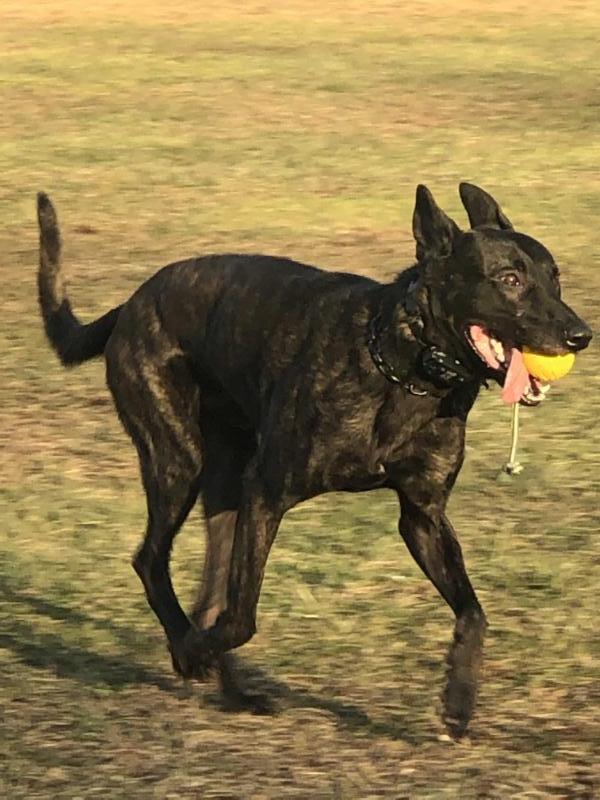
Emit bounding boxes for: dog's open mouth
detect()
[466,324,550,406]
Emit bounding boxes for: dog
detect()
[36,183,591,737]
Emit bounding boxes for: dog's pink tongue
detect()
[502,349,529,404]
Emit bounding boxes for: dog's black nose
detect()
[565,323,593,352]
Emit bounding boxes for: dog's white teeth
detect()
[539,384,551,395]
[489,337,505,363]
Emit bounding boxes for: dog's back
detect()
[105,253,379,425]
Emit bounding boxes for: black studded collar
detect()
[365,280,475,396]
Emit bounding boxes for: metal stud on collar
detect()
[406,383,428,397]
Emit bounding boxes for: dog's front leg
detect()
[397,493,487,738]
[183,465,285,666]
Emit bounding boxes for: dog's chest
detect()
[315,392,442,493]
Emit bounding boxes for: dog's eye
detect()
[500,273,522,287]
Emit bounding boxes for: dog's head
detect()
[412,183,592,404]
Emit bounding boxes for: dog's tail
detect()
[37,192,123,366]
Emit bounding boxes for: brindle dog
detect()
[37,183,591,737]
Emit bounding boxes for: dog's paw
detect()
[442,676,475,739]
[169,628,217,681]
[442,611,486,739]
[169,649,212,682]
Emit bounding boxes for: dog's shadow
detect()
[0,580,176,692]
[0,578,418,742]
[217,660,422,743]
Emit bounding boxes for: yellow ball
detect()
[522,349,575,382]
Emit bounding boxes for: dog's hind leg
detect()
[106,336,204,675]
[397,495,487,739]
[133,457,203,678]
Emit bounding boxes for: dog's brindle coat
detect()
[37,183,591,737]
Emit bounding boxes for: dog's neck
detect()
[366,270,478,395]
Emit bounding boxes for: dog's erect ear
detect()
[459,182,514,230]
[412,184,461,262]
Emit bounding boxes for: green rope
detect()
[504,403,523,475]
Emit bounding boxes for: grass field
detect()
[1,1,599,797]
